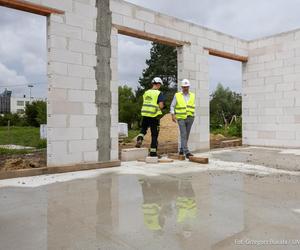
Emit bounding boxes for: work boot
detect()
[149,148,157,157]
[149,152,158,157]
[135,136,143,148]
[179,150,184,155]
[185,153,194,159]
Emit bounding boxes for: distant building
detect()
[0,89,12,114]
[10,96,31,113]
[0,90,45,114]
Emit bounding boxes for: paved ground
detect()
[1,147,300,250]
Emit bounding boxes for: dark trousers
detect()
[140,116,160,150]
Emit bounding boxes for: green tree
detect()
[119,85,140,129]
[136,42,177,111]
[25,100,47,127]
[210,83,242,130]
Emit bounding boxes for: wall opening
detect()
[209,55,243,149]
[117,34,179,156]
[0,6,47,168]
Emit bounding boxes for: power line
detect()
[0,82,47,88]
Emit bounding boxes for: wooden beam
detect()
[0,160,121,180]
[0,0,64,16]
[204,47,248,62]
[114,24,189,47]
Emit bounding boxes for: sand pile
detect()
[143,114,179,144]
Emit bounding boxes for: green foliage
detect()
[0,113,27,126]
[119,86,140,129]
[210,83,242,130]
[136,42,178,115]
[25,100,47,127]
[0,126,46,148]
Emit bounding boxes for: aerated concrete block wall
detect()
[110,0,248,152]
[16,0,300,166]
[244,30,300,147]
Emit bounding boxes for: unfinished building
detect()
[0,0,299,167]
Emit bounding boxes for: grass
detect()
[0,126,46,148]
[123,129,140,143]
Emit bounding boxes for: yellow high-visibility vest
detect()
[141,89,162,117]
[174,92,195,120]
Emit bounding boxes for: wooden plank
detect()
[204,47,248,62]
[114,24,190,47]
[0,0,64,16]
[168,153,185,161]
[189,156,209,164]
[0,160,121,180]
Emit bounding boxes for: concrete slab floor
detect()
[1,147,300,250]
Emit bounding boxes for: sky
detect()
[0,0,300,97]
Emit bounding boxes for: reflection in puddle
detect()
[1,172,300,250]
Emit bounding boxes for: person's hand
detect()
[172,114,177,123]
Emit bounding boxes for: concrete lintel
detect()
[114,24,190,47]
[0,0,64,16]
[204,47,248,62]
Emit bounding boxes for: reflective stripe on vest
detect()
[174,92,195,120]
[141,89,162,117]
[176,197,197,223]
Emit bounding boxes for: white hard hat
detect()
[181,79,190,87]
[152,77,163,85]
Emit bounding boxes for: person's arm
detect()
[170,95,177,123]
[157,93,165,110]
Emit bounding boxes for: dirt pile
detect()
[143,114,179,144]
[0,151,46,172]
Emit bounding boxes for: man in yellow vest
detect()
[135,77,165,157]
[170,79,195,159]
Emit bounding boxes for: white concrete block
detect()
[145,23,164,36]
[83,78,97,90]
[121,148,148,161]
[145,157,158,164]
[49,75,82,90]
[135,9,155,23]
[83,151,98,162]
[48,62,68,75]
[83,127,98,139]
[49,22,82,40]
[66,13,94,30]
[41,0,72,12]
[68,90,95,102]
[69,39,95,54]
[69,115,96,127]
[276,131,295,140]
[48,128,82,140]
[49,49,82,65]
[83,54,97,66]
[74,2,97,18]
[82,30,97,43]
[49,35,67,49]
[68,65,95,78]
[48,88,67,101]
[123,16,144,31]
[69,139,97,153]
[110,1,133,16]
[47,114,67,128]
[112,13,123,25]
[83,103,97,115]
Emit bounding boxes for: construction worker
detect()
[170,79,195,159]
[136,77,165,157]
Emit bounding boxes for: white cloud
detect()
[0,62,28,95]
[118,35,151,90]
[0,6,46,97]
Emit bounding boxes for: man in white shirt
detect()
[170,79,195,159]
